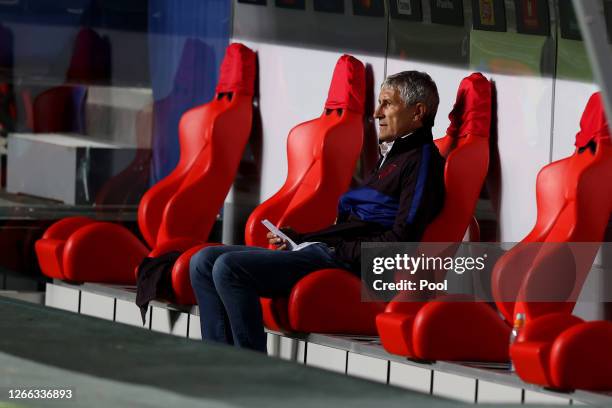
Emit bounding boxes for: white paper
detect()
[261,219,320,251]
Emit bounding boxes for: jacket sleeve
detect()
[335,145,441,264]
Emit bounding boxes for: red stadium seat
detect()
[168,54,366,305]
[32,85,87,133]
[377,93,612,369]
[261,73,492,335]
[377,73,495,348]
[509,93,612,390]
[30,28,110,133]
[34,43,257,284]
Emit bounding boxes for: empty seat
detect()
[35,43,257,284]
[167,54,366,305]
[262,72,492,335]
[30,28,110,133]
[510,93,612,390]
[32,85,87,133]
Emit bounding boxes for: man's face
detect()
[374,87,424,143]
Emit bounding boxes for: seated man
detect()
[190,71,446,352]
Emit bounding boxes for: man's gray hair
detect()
[382,71,439,127]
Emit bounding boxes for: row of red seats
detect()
[35,43,612,391]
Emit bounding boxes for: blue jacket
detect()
[298,126,446,273]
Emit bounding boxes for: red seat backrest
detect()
[32,28,110,133]
[245,55,365,246]
[65,28,111,84]
[138,43,256,247]
[33,85,87,133]
[493,93,612,323]
[421,72,492,242]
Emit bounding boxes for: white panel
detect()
[296,340,306,364]
[232,39,386,202]
[551,79,598,161]
[267,333,279,357]
[7,134,76,203]
[44,283,79,313]
[523,390,571,405]
[493,74,554,241]
[278,336,298,361]
[432,371,477,403]
[477,380,522,404]
[115,299,147,328]
[388,361,432,394]
[574,265,605,321]
[188,314,202,340]
[346,353,388,384]
[80,292,114,321]
[305,343,347,374]
[86,86,152,146]
[170,312,189,337]
[150,307,189,337]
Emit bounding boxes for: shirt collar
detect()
[379,131,415,157]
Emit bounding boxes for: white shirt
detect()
[379,132,414,169]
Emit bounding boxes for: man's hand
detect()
[266,226,298,251]
[267,231,288,250]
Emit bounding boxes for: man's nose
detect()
[373,104,383,118]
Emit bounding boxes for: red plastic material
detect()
[215,43,256,96]
[168,54,366,307]
[30,28,110,133]
[376,73,493,355]
[510,312,582,386]
[171,243,221,304]
[35,43,256,285]
[413,297,511,361]
[495,92,612,323]
[65,28,111,83]
[287,268,385,334]
[422,72,491,243]
[575,93,610,148]
[324,55,366,114]
[508,95,612,390]
[378,92,612,390]
[245,55,366,248]
[250,56,368,331]
[32,85,87,133]
[264,73,492,335]
[170,54,366,307]
[446,72,492,139]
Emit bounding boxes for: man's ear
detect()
[414,102,427,123]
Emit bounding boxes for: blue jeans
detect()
[189,244,349,353]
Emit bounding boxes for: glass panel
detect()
[0,0,230,283]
